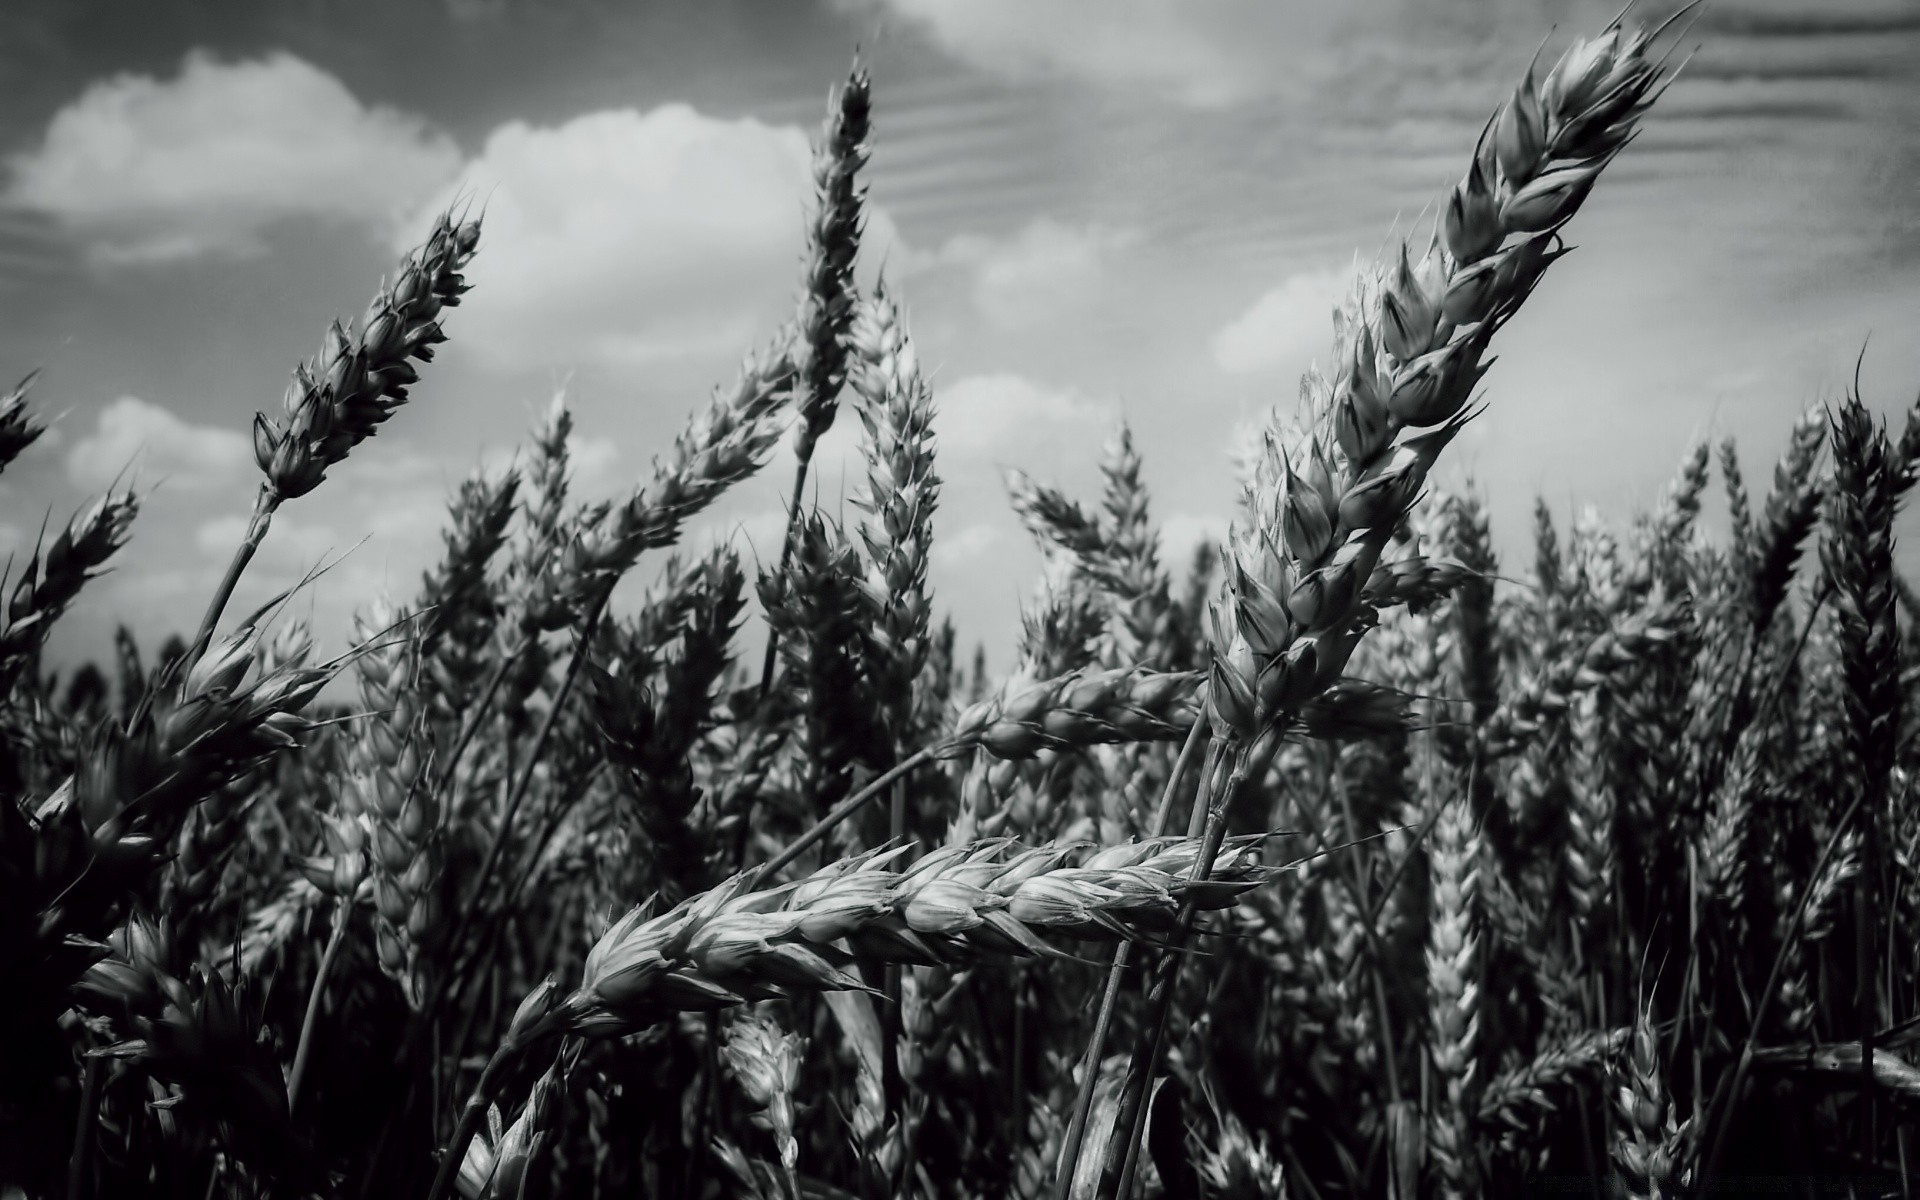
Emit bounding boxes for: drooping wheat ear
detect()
[537,340,795,626]
[792,64,872,465]
[0,489,140,694]
[1424,794,1481,1199]
[252,211,480,501]
[0,372,46,475]
[849,280,940,742]
[1611,1000,1693,1198]
[1476,1025,1630,1144]
[345,601,440,1008]
[1778,827,1860,1037]
[1751,408,1824,636]
[561,835,1269,1035]
[722,1010,806,1195]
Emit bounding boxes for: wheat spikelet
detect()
[455,1049,566,1200]
[1610,1000,1692,1197]
[721,1010,806,1192]
[590,549,745,894]
[1481,595,1684,758]
[0,490,140,693]
[849,282,940,741]
[1822,396,1901,790]
[562,835,1269,1034]
[1563,691,1617,956]
[0,373,46,475]
[949,665,1199,761]
[1477,1025,1628,1139]
[791,65,872,464]
[1211,15,1680,756]
[336,603,443,1007]
[1424,795,1481,1198]
[760,513,886,818]
[535,343,795,626]
[254,211,480,499]
[1751,408,1824,635]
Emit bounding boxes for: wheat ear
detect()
[1104,21,1684,1189]
[197,211,480,661]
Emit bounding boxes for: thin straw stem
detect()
[752,742,940,883]
[187,485,280,669]
[288,898,352,1115]
[1053,717,1206,1199]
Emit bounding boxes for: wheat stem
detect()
[288,897,352,1114]
[188,485,279,670]
[66,1052,100,1200]
[757,459,815,698]
[1105,736,1263,1198]
[436,597,605,1017]
[1698,782,1877,1185]
[753,743,941,883]
[424,1034,537,1200]
[1054,715,1206,1199]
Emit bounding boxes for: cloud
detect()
[481,432,626,500]
[6,51,460,264]
[402,104,902,371]
[66,396,252,491]
[195,511,344,568]
[921,218,1138,327]
[852,0,1350,108]
[932,520,1004,569]
[1211,266,1351,375]
[1159,511,1231,568]
[935,373,1114,455]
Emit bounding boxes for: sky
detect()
[3,0,1919,675]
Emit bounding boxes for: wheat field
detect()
[4,10,1920,1199]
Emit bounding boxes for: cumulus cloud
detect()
[1211,266,1351,375]
[401,105,902,371]
[6,52,460,263]
[196,510,345,568]
[932,520,1004,569]
[935,373,1114,456]
[921,218,1138,327]
[1158,511,1231,568]
[67,396,251,491]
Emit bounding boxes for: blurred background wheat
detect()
[4,2,1920,1198]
